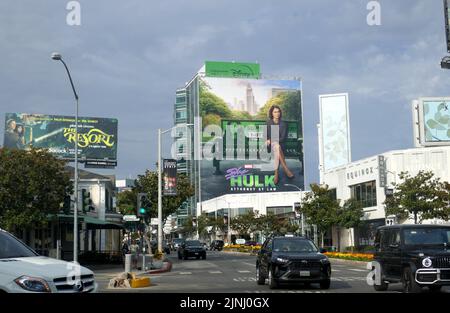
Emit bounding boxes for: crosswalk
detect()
[170,269,368,283]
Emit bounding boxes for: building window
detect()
[266,206,294,215]
[350,180,377,208]
[176,96,186,104]
[176,111,187,119]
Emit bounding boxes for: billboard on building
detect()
[319,93,351,171]
[417,97,450,146]
[3,113,118,163]
[444,0,450,53]
[197,77,304,200]
[163,159,177,196]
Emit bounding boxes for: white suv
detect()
[0,229,97,293]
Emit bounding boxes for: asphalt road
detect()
[94,250,450,293]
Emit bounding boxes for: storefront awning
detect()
[47,214,124,230]
[84,216,125,230]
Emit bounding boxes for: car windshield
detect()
[0,231,38,259]
[403,228,450,246]
[273,239,318,253]
[185,240,201,246]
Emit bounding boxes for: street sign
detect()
[151,218,159,226]
[123,215,140,222]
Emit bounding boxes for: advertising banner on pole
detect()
[163,159,177,196]
[319,93,351,171]
[3,113,118,164]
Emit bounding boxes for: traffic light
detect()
[61,195,71,214]
[81,189,92,213]
[137,193,151,218]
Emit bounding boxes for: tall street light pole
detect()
[216,198,231,245]
[284,184,304,237]
[158,124,193,253]
[52,52,79,263]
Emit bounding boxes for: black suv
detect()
[372,225,450,293]
[210,240,224,251]
[256,236,331,289]
[178,240,207,260]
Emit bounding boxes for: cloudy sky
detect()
[1,0,449,187]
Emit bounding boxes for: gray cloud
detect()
[1,0,450,187]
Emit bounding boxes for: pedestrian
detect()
[121,242,129,264]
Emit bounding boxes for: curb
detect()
[329,258,371,266]
[144,261,173,274]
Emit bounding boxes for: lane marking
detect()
[209,271,222,274]
[179,272,192,275]
[238,270,251,273]
[243,262,255,267]
[349,269,368,272]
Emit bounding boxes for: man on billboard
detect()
[4,119,20,149]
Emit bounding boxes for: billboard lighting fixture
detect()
[441,56,450,69]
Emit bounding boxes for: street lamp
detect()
[158,123,193,253]
[216,198,232,245]
[52,52,79,263]
[284,184,305,237]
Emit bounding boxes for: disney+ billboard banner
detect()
[4,113,118,162]
[198,77,304,200]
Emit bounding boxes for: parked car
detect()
[172,238,184,251]
[178,240,206,260]
[372,224,450,293]
[256,235,331,289]
[0,228,97,293]
[210,240,224,251]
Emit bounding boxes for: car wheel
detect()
[320,279,331,290]
[268,267,278,289]
[183,254,188,260]
[202,253,206,260]
[429,285,442,293]
[256,265,265,285]
[402,267,422,293]
[196,256,200,260]
[373,280,389,291]
[178,253,182,260]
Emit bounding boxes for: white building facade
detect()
[198,191,305,243]
[323,145,450,250]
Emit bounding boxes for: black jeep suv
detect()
[256,236,331,289]
[372,225,450,293]
[178,240,207,260]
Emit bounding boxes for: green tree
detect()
[116,189,138,215]
[0,148,72,231]
[298,184,340,247]
[199,81,233,127]
[256,91,302,121]
[256,213,280,237]
[384,171,449,224]
[197,214,212,240]
[231,211,258,238]
[134,170,194,220]
[336,199,364,251]
[180,216,196,238]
